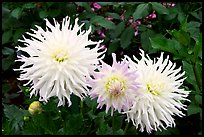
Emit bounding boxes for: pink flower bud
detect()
[151,13,156,19]
[171,3,176,7]
[91,8,95,12]
[93,2,101,10]
[134,30,139,36]
[136,20,141,25]
[129,19,133,23]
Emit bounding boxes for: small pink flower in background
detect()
[171,3,176,7]
[136,20,141,25]
[105,17,113,21]
[129,19,133,23]
[93,2,101,10]
[134,30,139,37]
[91,8,95,12]
[151,13,156,19]
[87,53,141,116]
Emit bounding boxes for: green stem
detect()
[112,112,115,134]
[194,6,202,12]
[124,122,129,135]
[192,63,201,91]
[80,100,83,116]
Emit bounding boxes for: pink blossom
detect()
[93,2,101,10]
[136,20,141,25]
[171,3,176,7]
[129,19,133,23]
[134,30,139,36]
[105,17,113,21]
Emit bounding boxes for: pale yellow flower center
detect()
[50,47,69,63]
[105,76,126,97]
[146,81,164,96]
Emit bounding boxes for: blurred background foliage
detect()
[2,2,202,135]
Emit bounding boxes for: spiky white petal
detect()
[123,49,190,134]
[15,16,106,107]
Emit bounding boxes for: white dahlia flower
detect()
[14,16,106,107]
[87,53,141,116]
[123,49,190,134]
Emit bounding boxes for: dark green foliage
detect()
[2,2,202,135]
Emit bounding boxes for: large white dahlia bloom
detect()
[87,53,141,116]
[14,16,106,107]
[123,49,190,134]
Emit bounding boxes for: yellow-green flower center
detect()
[105,76,126,97]
[51,48,69,63]
[146,81,164,96]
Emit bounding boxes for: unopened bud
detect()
[24,116,30,121]
[28,101,42,115]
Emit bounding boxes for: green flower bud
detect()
[28,101,42,115]
[23,116,30,121]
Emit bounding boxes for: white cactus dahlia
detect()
[14,16,106,107]
[87,53,141,116]
[123,49,190,134]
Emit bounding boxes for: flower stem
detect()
[80,100,83,116]
[124,122,129,134]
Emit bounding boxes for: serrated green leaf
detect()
[3,104,29,132]
[2,30,13,45]
[120,27,134,49]
[11,8,22,19]
[187,104,201,116]
[133,3,149,20]
[151,2,169,14]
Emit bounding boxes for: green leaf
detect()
[2,47,14,56]
[13,28,26,44]
[193,33,202,61]
[3,104,29,132]
[11,8,22,19]
[151,2,169,14]
[23,3,36,9]
[182,61,198,90]
[110,22,125,38]
[120,27,134,49]
[149,37,177,55]
[171,29,190,46]
[133,3,150,20]
[2,55,15,71]
[195,94,202,105]
[39,10,48,19]
[108,39,120,55]
[112,115,124,131]
[75,2,92,12]
[187,103,201,116]
[140,29,158,53]
[64,114,83,134]
[2,30,13,45]
[105,12,122,20]
[90,16,115,29]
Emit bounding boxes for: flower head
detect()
[15,16,106,107]
[87,53,140,116]
[123,49,190,134]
